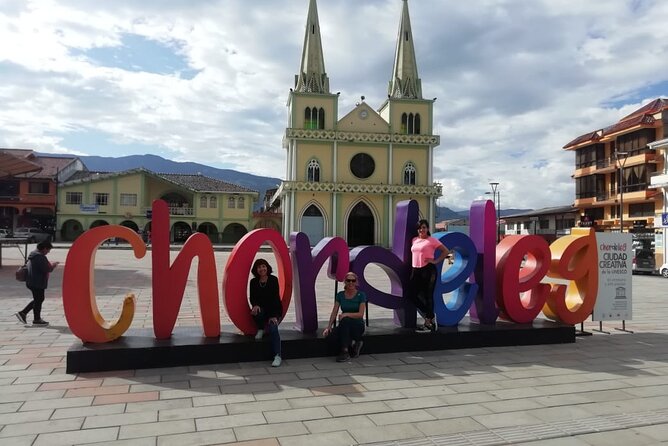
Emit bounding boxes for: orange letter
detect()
[151,200,220,339]
[62,225,145,343]
[543,228,599,325]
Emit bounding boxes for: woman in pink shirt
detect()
[410,219,450,332]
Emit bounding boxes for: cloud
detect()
[1,0,668,210]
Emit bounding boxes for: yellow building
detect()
[57,168,258,243]
[564,98,667,267]
[275,0,441,247]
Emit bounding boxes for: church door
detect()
[347,202,374,247]
[301,205,324,246]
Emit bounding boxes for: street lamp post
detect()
[489,182,500,242]
[615,151,629,232]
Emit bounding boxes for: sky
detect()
[1,0,668,211]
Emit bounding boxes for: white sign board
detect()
[593,233,632,321]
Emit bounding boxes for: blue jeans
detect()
[253,309,281,357]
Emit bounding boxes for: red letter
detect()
[151,200,220,339]
[223,229,293,335]
[496,235,551,324]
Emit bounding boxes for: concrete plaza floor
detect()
[0,244,667,445]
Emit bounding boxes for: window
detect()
[120,193,137,206]
[28,182,49,194]
[556,219,575,230]
[403,162,416,185]
[350,153,375,179]
[575,144,604,168]
[228,197,235,209]
[237,197,245,209]
[629,202,654,217]
[400,112,421,134]
[304,107,325,129]
[539,219,550,229]
[622,163,655,192]
[66,191,82,205]
[523,221,532,230]
[94,193,109,206]
[200,196,208,208]
[209,196,217,208]
[307,159,320,182]
[616,128,655,156]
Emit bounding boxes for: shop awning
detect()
[0,151,42,178]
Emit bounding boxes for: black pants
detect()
[22,287,45,321]
[331,317,365,351]
[252,309,281,357]
[410,264,436,319]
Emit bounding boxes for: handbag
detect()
[15,264,27,282]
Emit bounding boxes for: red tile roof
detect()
[0,150,42,177]
[564,98,668,149]
[563,131,601,149]
[619,98,668,122]
[601,113,655,137]
[0,149,77,179]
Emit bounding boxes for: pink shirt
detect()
[411,236,442,268]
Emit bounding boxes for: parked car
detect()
[632,249,656,275]
[13,227,52,243]
[0,229,11,238]
[660,263,668,278]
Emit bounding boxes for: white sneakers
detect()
[271,355,282,367]
[255,329,264,340]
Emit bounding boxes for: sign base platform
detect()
[66,318,575,374]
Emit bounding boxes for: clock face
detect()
[359,110,369,119]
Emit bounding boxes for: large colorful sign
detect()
[62,199,599,343]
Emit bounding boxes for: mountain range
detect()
[78,154,531,216]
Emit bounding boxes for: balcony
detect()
[142,206,194,217]
[650,171,668,188]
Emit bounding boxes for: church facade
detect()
[275,0,441,248]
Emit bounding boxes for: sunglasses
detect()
[345,278,356,283]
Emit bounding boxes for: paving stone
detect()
[84,410,158,428]
[348,422,423,443]
[368,408,436,426]
[51,403,126,419]
[278,430,356,446]
[196,412,267,431]
[119,419,196,439]
[159,403,229,421]
[576,428,658,446]
[32,427,118,446]
[125,397,193,413]
[234,421,308,441]
[157,427,236,446]
[0,408,52,425]
[326,401,392,417]
[415,416,486,436]
[192,393,256,407]
[0,417,84,438]
[473,411,544,429]
[304,414,375,433]
[20,396,93,411]
[264,406,331,423]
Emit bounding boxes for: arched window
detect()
[200,196,208,208]
[304,107,325,129]
[401,112,421,134]
[318,107,325,129]
[307,158,320,182]
[403,162,416,185]
[209,196,217,209]
[237,197,245,209]
[227,197,235,209]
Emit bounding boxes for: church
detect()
[275,0,441,248]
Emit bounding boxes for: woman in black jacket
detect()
[15,241,59,326]
[249,258,283,367]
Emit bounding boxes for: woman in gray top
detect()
[15,241,59,326]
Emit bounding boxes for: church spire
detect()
[388,0,422,99]
[295,0,330,94]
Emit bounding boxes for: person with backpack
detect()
[15,241,59,326]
